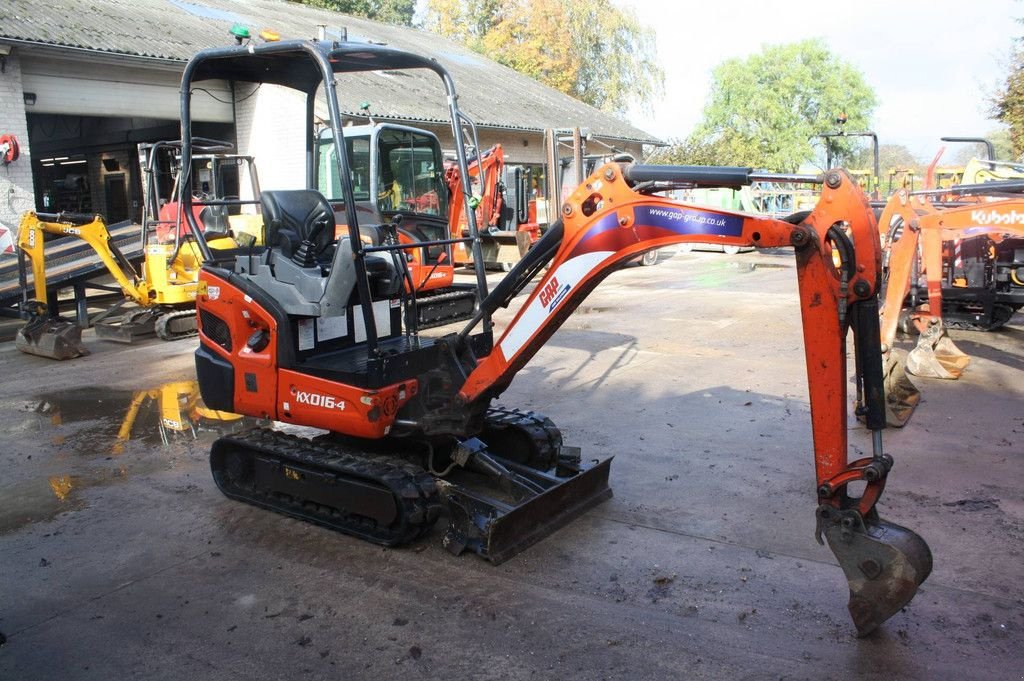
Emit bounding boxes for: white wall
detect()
[234,84,307,199]
[0,48,36,252]
[21,56,232,122]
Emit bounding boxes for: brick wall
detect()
[0,50,36,252]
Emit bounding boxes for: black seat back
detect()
[199,204,231,239]
[261,190,335,260]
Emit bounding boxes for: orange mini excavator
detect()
[180,39,930,636]
[878,186,1024,388]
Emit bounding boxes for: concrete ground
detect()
[0,249,1021,680]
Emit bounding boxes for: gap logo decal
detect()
[538,276,571,312]
[634,206,744,237]
[499,250,611,359]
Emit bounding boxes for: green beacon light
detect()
[230,24,251,45]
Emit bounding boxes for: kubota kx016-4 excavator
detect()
[181,39,930,636]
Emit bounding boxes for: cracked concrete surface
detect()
[0,249,1021,680]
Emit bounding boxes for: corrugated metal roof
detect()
[0,0,662,145]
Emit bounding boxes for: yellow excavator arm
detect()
[17,211,151,309]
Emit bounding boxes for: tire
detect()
[723,245,742,256]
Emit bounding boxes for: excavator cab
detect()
[313,122,477,326]
[181,38,930,636]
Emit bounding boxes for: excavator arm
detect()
[878,192,1024,387]
[449,163,930,635]
[15,211,150,359]
[17,211,149,306]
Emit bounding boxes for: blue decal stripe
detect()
[578,213,623,245]
[634,206,744,237]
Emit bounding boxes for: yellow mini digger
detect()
[15,139,260,359]
[15,209,237,359]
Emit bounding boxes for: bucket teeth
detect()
[906,323,969,379]
[15,317,89,360]
[818,506,932,636]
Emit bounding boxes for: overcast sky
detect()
[622,0,1020,162]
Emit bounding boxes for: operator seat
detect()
[261,189,335,261]
[199,204,231,240]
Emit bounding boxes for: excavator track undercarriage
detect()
[210,428,444,546]
[208,408,611,563]
[95,307,199,343]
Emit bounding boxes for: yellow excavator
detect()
[15,210,237,359]
[15,139,261,359]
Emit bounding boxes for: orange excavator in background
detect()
[878,186,1024,385]
[181,39,930,637]
[443,143,541,269]
[315,123,478,328]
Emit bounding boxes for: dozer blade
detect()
[881,349,920,427]
[94,309,159,343]
[439,454,613,565]
[905,322,969,379]
[818,506,932,637]
[15,317,89,360]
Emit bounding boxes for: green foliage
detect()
[992,39,1024,158]
[849,143,920,173]
[423,0,663,116]
[950,129,1014,164]
[645,138,721,166]
[291,0,415,26]
[661,40,876,172]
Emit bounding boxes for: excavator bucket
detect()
[439,453,613,565]
[15,315,89,360]
[94,309,159,343]
[905,322,970,379]
[818,507,933,637]
[881,349,920,427]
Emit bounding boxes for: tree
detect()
[422,0,663,116]
[950,129,1014,164]
[291,0,415,26]
[849,143,919,173]
[661,40,877,172]
[992,40,1024,158]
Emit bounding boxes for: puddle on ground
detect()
[15,380,251,454]
[0,380,257,534]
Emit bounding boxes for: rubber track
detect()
[211,428,443,546]
[415,287,477,329]
[944,303,1016,331]
[155,308,199,340]
[483,406,563,468]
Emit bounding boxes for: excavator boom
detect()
[15,211,143,359]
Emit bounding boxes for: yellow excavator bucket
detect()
[15,314,89,360]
